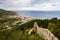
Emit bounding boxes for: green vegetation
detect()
[0,9,60,40]
[0,9,44,40]
[18,18,60,39]
[0,9,16,18]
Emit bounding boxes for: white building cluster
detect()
[9,14,33,21]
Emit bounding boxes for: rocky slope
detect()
[28,22,59,40]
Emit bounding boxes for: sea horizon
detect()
[16,11,60,19]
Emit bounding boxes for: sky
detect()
[0,0,60,11]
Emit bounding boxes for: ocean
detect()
[16,11,60,19]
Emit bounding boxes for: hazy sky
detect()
[0,0,60,11]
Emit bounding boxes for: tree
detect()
[48,22,56,33]
[50,18,57,24]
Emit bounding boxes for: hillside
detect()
[0,9,60,40]
[0,9,44,40]
[0,9,17,18]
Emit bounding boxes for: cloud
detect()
[18,3,56,11]
[0,0,60,11]
[0,0,32,10]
